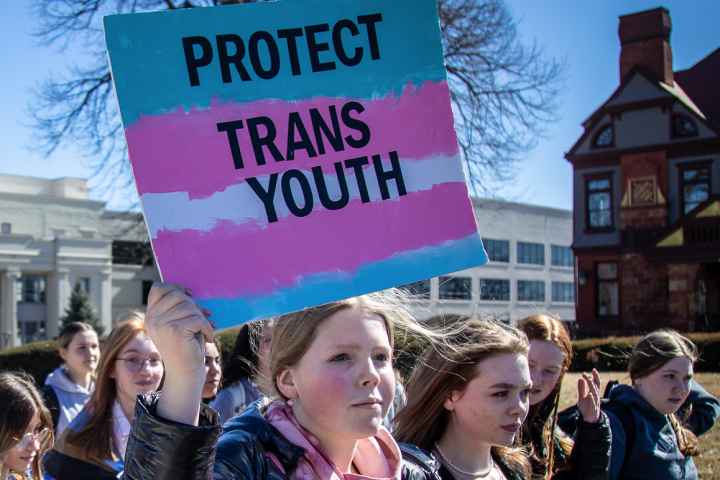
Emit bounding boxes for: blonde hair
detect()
[267,289,436,399]
[0,372,54,480]
[64,311,149,464]
[517,314,574,479]
[630,329,699,456]
[394,318,531,477]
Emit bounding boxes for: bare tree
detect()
[29,0,561,198]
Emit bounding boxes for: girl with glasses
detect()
[43,312,164,480]
[0,372,54,480]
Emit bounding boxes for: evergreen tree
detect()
[61,283,105,336]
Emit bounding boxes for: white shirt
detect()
[112,400,132,460]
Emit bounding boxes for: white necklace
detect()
[434,442,495,479]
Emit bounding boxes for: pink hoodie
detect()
[264,401,402,480]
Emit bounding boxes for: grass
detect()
[560,372,720,479]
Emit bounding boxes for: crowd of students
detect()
[0,282,718,480]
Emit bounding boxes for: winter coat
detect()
[676,379,720,436]
[543,414,612,480]
[122,393,445,480]
[42,367,94,436]
[605,384,704,480]
[210,378,264,425]
[43,406,123,480]
[399,443,527,480]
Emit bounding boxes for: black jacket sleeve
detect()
[122,392,222,480]
[566,412,612,480]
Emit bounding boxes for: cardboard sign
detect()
[104,0,487,329]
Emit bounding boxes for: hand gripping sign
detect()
[104,0,487,329]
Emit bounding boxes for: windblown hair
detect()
[394,318,531,478]
[517,314,574,479]
[630,329,699,456]
[0,372,54,480]
[64,312,148,464]
[268,289,436,400]
[223,319,269,386]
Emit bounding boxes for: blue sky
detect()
[1,1,718,210]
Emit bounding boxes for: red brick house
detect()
[567,7,720,335]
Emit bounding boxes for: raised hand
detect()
[145,282,214,425]
[577,368,602,423]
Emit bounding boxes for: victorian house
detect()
[568,8,720,335]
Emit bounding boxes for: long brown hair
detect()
[0,372,54,480]
[394,318,531,477]
[64,312,147,464]
[629,329,699,456]
[517,314,574,479]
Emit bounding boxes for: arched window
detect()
[672,114,698,138]
[592,124,614,148]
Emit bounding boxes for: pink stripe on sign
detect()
[152,182,477,298]
[126,81,458,198]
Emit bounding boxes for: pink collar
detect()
[265,401,402,480]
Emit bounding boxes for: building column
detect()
[99,269,113,333]
[1,269,21,348]
[47,269,71,339]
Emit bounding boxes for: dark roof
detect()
[675,48,720,128]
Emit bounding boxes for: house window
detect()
[517,280,545,302]
[552,282,574,303]
[596,262,619,317]
[1,222,10,234]
[551,245,573,267]
[483,238,510,263]
[439,276,472,300]
[517,242,544,266]
[142,280,153,305]
[400,279,431,299]
[586,175,614,229]
[21,275,47,304]
[672,114,698,138]
[479,279,510,301]
[592,124,614,148]
[680,163,711,214]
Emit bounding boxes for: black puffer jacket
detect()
[400,443,527,480]
[122,393,439,480]
[548,413,612,480]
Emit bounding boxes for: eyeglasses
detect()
[13,427,51,450]
[116,356,163,373]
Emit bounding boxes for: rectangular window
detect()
[142,280,153,306]
[78,277,91,295]
[479,279,510,301]
[680,163,711,214]
[517,242,545,265]
[551,245,573,267]
[517,280,545,302]
[439,276,472,300]
[482,238,510,263]
[596,262,619,317]
[586,175,613,229]
[552,282,574,303]
[400,279,431,299]
[21,275,47,304]
[1,222,10,234]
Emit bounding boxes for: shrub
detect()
[0,340,61,386]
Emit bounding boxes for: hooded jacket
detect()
[606,384,701,480]
[43,367,94,436]
[122,393,443,480]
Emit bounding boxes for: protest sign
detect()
[104,0,487,329]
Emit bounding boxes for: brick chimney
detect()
[618,7,673,85]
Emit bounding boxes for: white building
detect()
[0,175,574,347]
[0,174,159,348]
[403,198,576,325]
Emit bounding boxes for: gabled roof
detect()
[675,48,720,129]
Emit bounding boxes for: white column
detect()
[47,269,71,339]
[98,269,113,333]
[1,269,21,348]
